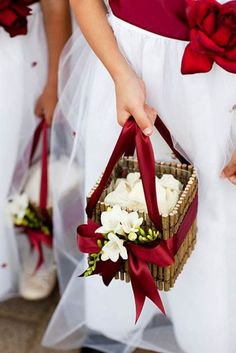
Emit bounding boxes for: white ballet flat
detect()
[19,268,57,300]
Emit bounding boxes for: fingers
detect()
[144,104,157,125]
[117,110,130,127]
[117,104,157,136]
[35,100,45,119]
[130,104,153,135]
[35,101,54,126]
[221,151,236,185]
[228,175,236,185]
[43,108,54,127]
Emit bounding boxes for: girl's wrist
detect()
[110,58,136,84]
[45,77,58,91]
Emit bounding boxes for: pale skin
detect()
[70,0,236,184]
[35,0,72,126]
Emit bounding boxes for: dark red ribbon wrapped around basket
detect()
[24,120,52,271]
[78,117,198,322]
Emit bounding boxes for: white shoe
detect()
[20,268,57,300]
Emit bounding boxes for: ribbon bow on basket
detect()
[10,120,53,272]
[77,116,198,322]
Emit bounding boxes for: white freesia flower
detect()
[101,233,128,262]
[95,205,127,235]
[121,211,143,234]
[7,194,29,219]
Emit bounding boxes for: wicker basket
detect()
[88,157,198,291]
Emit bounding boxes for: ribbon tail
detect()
[27,234,44,273]
[129,253,165,323]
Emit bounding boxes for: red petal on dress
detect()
[181,44,214,74]
[215,56,236,73]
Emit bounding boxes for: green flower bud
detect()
[128,232,137,241]
[139,228,145,236]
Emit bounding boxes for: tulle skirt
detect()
[44,13,236,353]
[0,3,47,300]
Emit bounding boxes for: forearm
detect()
[41,0,72,87]
[70,0,133,82]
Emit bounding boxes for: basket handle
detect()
[86,118,162,229]
[29,120,48,211]
[154,114,189,165]
[123,114,189,164]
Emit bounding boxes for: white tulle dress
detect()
[0,3,47,300]
[43,3,236,353]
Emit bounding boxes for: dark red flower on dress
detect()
[181,0,236,74]
[0,0,35,37]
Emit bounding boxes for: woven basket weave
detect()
[88,157,198,291]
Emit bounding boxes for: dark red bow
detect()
[182,0,236,74]
[77,220,174,322]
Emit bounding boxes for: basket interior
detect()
[89,157,198,240]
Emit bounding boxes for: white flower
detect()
[126,172,140,189]
[128,232,138,241]
[104,180,130,208]
[7,194,29,219]
[159,174,182,192]
[101,233,128,262]
[121,211,143,234]
[95,205,127,235]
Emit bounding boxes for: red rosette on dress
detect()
[182,0,236,74]
[0,0,38,37]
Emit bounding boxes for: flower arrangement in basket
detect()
[0,0,38,38]
[8,120,52,271]
[77,116,198,321]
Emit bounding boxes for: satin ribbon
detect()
[26,228,53,272]
[81,118,198,321]
[24,120,52,270]
[29,120,48,211]
[77,221,174,322]
[78,193,197,322]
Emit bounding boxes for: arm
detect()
[35,0,72,125]
[70,0,156,135]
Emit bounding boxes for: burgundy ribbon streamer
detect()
[30,120,48,211]
[78,191,197,322]
[77,221,174,321]
[25,229,53,272]
[24,120,51,270]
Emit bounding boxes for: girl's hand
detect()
[35,84,58,126]
[114,70,157,135]
[221,150,236,184]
